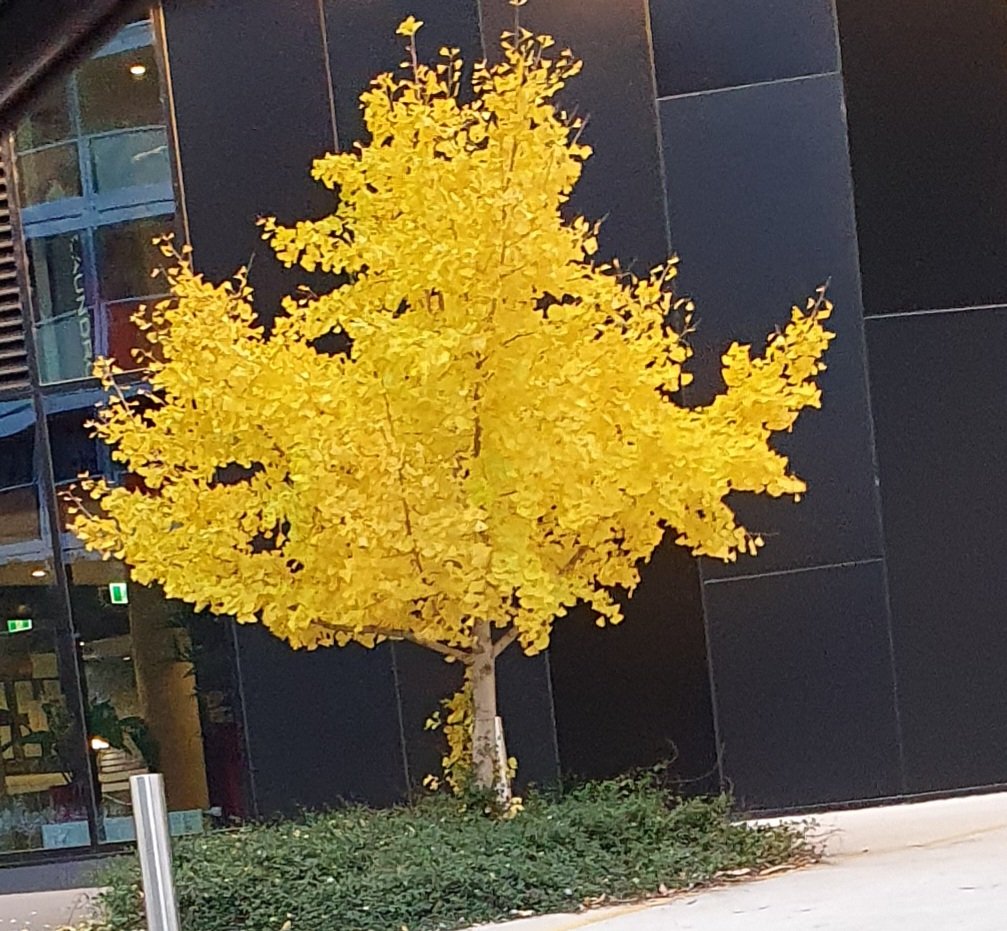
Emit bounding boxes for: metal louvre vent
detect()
[0,151,30,391]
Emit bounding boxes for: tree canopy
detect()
[71,18,833,791]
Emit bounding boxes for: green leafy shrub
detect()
[95,778,811,931]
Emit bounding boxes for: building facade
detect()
[0,0,1005,868]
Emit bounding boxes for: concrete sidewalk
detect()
[489,792,1007,931]
[0,888,98,929]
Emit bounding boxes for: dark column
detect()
[837,0,1007,799]
[475,0,718,789]
[162,0,409,813]
[654,0,904,809]
[321,0,482,147]
[480,0,670,269]
[838,0,1007,795]
[162,0,337,309]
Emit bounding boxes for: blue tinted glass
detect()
[91,128,170,193]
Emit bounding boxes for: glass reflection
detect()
[77,43,162,135]
[14,78,72,152]
[47,396,247,841]
[15,145,82,207]
[0,401,90,852]
[13,16,175,386]
[91,127,170,194]
[0,401,42,551]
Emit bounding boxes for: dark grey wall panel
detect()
[392,642,560,792]
[235,626,407,814]
[549,543,718,793]
[163,0,335,309]
[479,0,717,788]
[867,309,1007,793]
[495,650,561,789]
[661,74,883,578]
[164,0,386,817]
[705,561,902,810]
[649,0,838,98]
[480,0,669,269]
[390,642,461,794]
[836,0,1007,315]
[322,0,482,147]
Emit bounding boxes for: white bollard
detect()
[129,774,181,931]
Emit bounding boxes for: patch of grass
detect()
[94,776,811,931]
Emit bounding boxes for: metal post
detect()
[130,774,181,931]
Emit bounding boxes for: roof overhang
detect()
[0,0,135,132]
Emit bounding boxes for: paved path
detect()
[488,792,1007,931]
[0,889,98,929]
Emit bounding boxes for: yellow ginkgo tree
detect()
[70,16,833,800]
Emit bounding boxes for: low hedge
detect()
[95,777,810,931]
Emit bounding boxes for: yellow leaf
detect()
[396,15,423,37]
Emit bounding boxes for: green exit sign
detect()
[6,619,33,634]
[109,582,129,605]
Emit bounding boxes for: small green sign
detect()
[109,582,129,605]
[6,618,33,634]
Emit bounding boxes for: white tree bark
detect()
[470,620,510,800]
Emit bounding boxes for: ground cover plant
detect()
[93,775,813,931]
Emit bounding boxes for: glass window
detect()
[26,233,94,384]
[0,626,92,853]
[49,415,101,491]
[15,145,82,207]
[68,564,218,841]
[106,299,158,373]
[13,15,177,386]
[14,79,72,152]
[91,127,171,193]
[46,398,249,833]
[0,404,92,854]
[0,402,42,549]
[77,46,162,136]
[95,216,172,303]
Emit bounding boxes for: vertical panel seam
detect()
[645,0,724,792]
[540,650,563,782]
[474,0,490,61]
[153,2,192,247]
[228,622,262,819]
[642,0,673,255]
[695,562,727,791]
[389,642,413,796]
[316,0,340,151]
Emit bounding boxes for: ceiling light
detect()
[31,569,46,578]
[129,63,147,77]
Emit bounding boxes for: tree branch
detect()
[317,621,472,663]
[492,626,520,659]
[808,278,831,316]
[379,392,428,579]
[562,544,589,575]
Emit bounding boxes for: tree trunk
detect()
[470,621,510,801]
